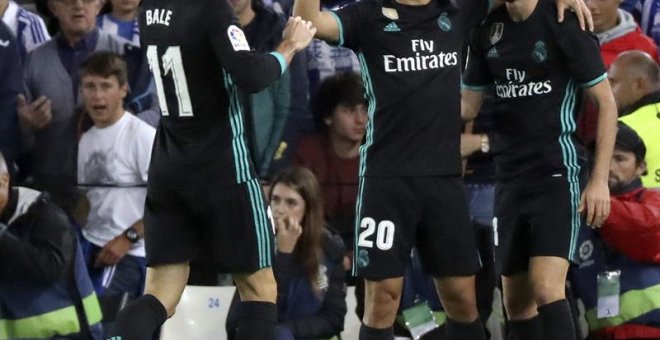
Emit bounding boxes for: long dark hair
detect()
[270,167,325,291]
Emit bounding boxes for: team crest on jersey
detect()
[489,23,503,44]
[438,12,452,32]
[227,25,250,51]
[382,7,399,20]
[532,40,547,63]
[357,249,370,268]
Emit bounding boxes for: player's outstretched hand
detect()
[275,215,303,254]
[555,0,594,31]
[579,180,611,228]
[282,16,317,52]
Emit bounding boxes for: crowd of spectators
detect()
[0,0,659,339]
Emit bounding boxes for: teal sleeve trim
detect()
[461,82,489,91]
[328,11,345,46]
[580,72,607,88]
[487,0,494,10]
[269,51,287,76]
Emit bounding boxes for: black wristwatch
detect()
[124,227,140,243]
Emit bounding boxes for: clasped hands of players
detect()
[579,179,611,229]
[279,16,317,56]
[275,215,303,254]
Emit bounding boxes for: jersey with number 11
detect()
[140,0,284,189]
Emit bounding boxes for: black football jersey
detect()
[463,1,606,187]
[140,0,286,188]
[332,0,488,177]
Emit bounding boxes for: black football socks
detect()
[538,299,577,340]
[445,317,486,340]
[508,315,542,340]
[107,294,167,340]
[235,301,277,340]
[359,324,394,340]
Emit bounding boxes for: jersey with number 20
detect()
[332,0,488,177]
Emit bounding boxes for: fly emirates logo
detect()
[496,68,552,98]
[383,39,458,73]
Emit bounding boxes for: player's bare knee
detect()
[531,280,565,306]
[439,290,478,321]
[435,276,478,320]
[234,268,277,302]
[364,291,399,326]
[363,278,402,324]
[365,279,401,304]
[443,300,479,322]
[369,288,400,307]
[503,294,537,320]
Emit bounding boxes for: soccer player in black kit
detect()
[106,1,316,340]
[461,0,617,339]
[293,0,592,339]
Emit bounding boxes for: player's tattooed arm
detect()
[580,80,617,228]
[292,0,340,43]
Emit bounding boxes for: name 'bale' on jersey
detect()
[140,0,284,189]
[463,1,606,187]
[332,0,488,177]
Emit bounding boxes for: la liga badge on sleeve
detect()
[227,25,250,51]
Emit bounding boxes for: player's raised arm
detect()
[209,2,315,93]
[292,0,340,43]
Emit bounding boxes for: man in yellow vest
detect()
[608,50,660,188]
[0,151,103,339]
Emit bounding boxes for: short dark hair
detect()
[79,51,128,86]
[312,72,366,129]
[615,122,646,162]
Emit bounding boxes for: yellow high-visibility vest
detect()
[620,102,660,188]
